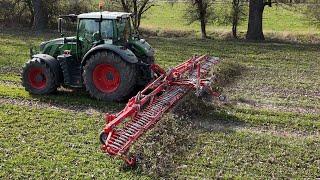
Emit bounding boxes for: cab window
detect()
[78,19,114,54]
[101,20,114,39]
[116,18,131,43]
[78,19,99,43]
[78,19,114,42]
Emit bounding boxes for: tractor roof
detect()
[78,11,131,20]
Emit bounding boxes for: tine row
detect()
[106,86,186,153]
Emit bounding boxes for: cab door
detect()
[77,19,100,59]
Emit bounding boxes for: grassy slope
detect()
[141,2,320,36]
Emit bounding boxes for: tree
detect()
[231,0,246,39]
[0,0,92,30]
[32,0,48,31]
[246,0,272,40]
[113,0,154,31]
[211,0,246,39]
[185,0,214,39]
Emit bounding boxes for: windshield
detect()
[78,19,114,55]
[78,19,113,42]
[78,19,98,43]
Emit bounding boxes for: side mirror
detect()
[58,18,64,37]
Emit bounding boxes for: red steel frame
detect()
[100,55,221,165]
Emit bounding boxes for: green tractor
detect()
[22,11,156,101]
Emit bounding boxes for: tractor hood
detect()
[40,38,64,52]
[39,37,76,57]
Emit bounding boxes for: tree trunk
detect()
[232,24,237,39]
[246,0,265,40]
[232,0,239,39]
[32,0,48,32]
[200,18,207,39]
[197,0,207,39]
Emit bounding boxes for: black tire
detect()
[22,58,60,95]
[99,131,108,145]
[83,51,137,102]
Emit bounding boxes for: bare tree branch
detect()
[114,0,154,30]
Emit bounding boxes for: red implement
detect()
[100,55,221,166]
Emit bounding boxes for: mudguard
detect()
[32,54,62,83]
[81,44,138,66]
[33,54,56,62]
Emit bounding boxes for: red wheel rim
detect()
[27,67,47,89]
[93,64,121,93]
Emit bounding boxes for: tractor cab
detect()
[23,11,156,101]
[76,12,133,57]
[57,12,136,60]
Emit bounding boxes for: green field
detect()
[0,27,319,178]
[1,2,320,178]
[141,2,320,39]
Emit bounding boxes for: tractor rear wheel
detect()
[83,51,137,101]
[22,59,59,95]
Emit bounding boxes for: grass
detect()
[0,15,320,178]
[1,104,318,178]
[0,104,149,179]
[174,131,319,178]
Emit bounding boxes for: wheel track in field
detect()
[234,101,320,115]
[0,96,116,116]
[0,79,21,87]
[189,118,320,139]
[0,67,21,74]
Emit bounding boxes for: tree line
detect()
[0,0,93,30]
[0,0,319,41]
[185,0,319,40]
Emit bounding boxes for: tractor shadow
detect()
[128,93,246,178]
[29,87,124,113]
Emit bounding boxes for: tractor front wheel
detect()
[22,59,59,95]
[83,51,137,101]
